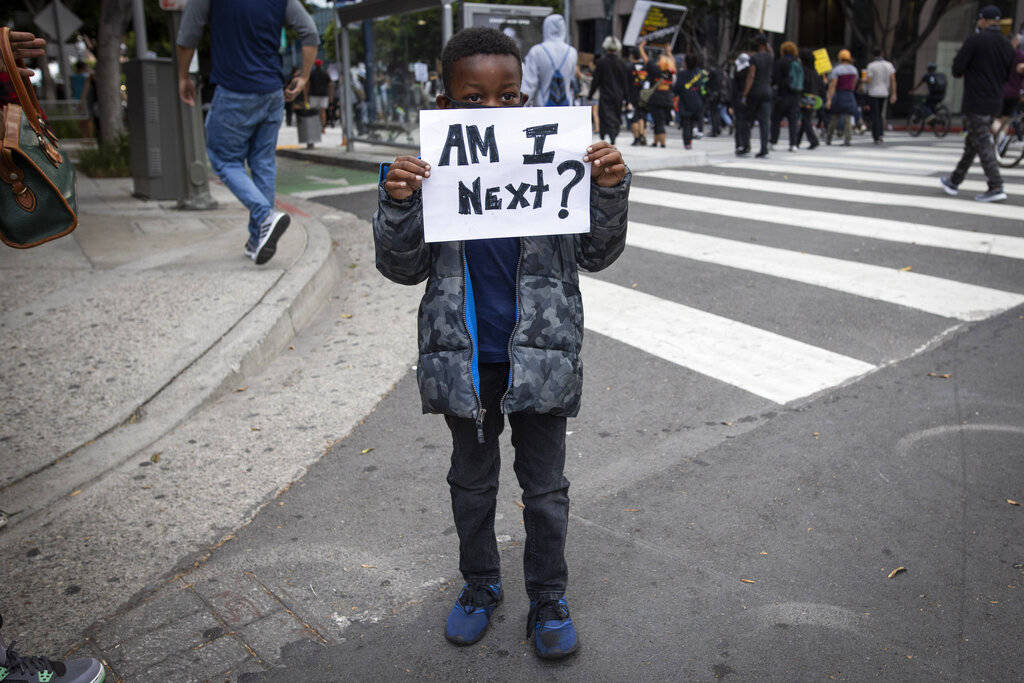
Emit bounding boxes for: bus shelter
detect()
[333,0,555,150]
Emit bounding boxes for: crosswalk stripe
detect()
[770,155,955,175]
[628,186,1024,260]
[838,149,1024,177]
[720,160,1024,194]
[626,222,1024,321]
[579,276,877,404]
[641,170,1022,221]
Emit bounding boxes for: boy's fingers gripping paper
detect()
[419,107,592,243]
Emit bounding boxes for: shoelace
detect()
[457,583,499,612]
[526,599,569,637]
[3,642,62,676]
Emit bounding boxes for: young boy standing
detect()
[372,28,630,660]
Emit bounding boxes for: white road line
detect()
[626,222,1024,321]
[289,183,380,199]
[838,149,1024,177]
[720,160,1024,194]
[628,186,1024,260]
[579,277,876,404]
[642,169,1023,220]
[772,155,954,174]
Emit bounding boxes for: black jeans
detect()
[796,107,818,147]
[951,113,1004,191]
[747,96,772,154]
[771,93,799,147]
[445,363,570,601]
[869,96,887,141]
[733,101,750,151]
[680,112,696,146]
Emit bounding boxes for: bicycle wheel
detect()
[995,117,1024,168]
[933,109,950,137]
[907,110,924,137]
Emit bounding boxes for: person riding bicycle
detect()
[911,63,947,118]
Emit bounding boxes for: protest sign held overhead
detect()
[622,1,688,46]
[419,106,592,243]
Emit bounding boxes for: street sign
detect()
[32,1,82,43]
[159,0,191,9]
[738,0,786,34]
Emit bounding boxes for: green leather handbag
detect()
[0,26,78,248]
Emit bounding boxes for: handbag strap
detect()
[0,27,48,139]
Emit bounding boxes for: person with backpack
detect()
[673,53,706,150]
[911,63,948,118]
[522,14,577,107]
[770,40,802,152]
[796,48,822,149]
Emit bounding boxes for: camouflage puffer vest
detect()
[372,174,630,427]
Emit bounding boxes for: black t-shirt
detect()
[748,50,774,100]
[309,67,331,97]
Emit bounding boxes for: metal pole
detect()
[442,0,453,45]
[339,16,354,151]
[170,10,217,210]
[51,1,68,93]
[563,0,572,45]
[133,0,148,59]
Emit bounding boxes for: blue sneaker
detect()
[444,582,502,645]
[527,597,579,660]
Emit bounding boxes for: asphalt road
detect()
[72,138,1024,681]
[220,140,1024,680]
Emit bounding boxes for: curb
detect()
[1,210,341,532]
[276,147,380,172]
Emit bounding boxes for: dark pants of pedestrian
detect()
[796,107,819,148]
[951,113,1004,191]
[650,104,672,136]
[869,96,888,141]
[445,363,570,601]
[771,93,800,148]
[733,101,750,151]
[707,98,722,136]
[679,110,697,147]
[747,96,771,154]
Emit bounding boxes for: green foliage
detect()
[47,119,83,139]
[76,135,130,178]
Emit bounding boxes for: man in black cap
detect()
[940,4,1014,202]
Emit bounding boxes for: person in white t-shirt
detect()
[864,48,897,143]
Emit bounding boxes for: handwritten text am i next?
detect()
[419,107,592,243]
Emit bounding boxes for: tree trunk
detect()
[96,0,130,145]
[39,56,57,100]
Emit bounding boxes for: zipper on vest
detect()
[499,238,525,414]
[460,243,485,443]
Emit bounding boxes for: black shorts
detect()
[650,105,672,135]
[1001,97,1021,118]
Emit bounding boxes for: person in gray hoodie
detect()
[522,14,578,106]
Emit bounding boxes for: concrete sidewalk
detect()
[0,175,342,649]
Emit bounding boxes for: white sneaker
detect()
[788,146,797,152]
[254,211,291,265]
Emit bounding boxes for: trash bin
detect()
[296,107,322,148]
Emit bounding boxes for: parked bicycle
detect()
[907,96,951,137]
[994,107,1024,168]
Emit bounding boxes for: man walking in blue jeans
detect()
[176,0,319,265]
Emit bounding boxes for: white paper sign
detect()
[419,106,592,243]
[738,0,787,33]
